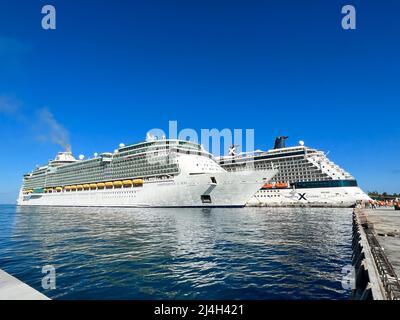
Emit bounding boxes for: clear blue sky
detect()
[0,0,399,203]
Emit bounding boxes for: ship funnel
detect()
[274,136,288,149]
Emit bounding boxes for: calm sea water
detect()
[0,205,352,300]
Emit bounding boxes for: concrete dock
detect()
[352,208,400,300]
[0,269,50,300]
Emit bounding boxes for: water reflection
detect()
[0,206,352,299]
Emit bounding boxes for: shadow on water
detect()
[0,205,352,299]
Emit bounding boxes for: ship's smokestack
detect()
[274,136,288,149]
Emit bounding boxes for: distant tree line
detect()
[368,191,399,200]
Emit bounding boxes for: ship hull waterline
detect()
[247,186,371,208]
[17,170,277,208]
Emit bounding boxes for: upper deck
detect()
[218,139,354,183]
[22,139,220,190]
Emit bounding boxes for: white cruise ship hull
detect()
[247,186,371,208]
[17,170,276,208]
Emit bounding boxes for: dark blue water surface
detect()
[0,205,352,299]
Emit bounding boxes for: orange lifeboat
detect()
[262,183,274,189]
[275,182,289,189]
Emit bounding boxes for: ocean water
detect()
[0,205,352,300]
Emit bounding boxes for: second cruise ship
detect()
[18,138,277,208]
[218,137,371,207]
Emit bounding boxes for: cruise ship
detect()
[218,137,371,207]
[17,138,277,207]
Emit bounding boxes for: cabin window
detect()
[201,195,212,203]
[211,177,217,184]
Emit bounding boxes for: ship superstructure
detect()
[218,137,371,207]
[18,138,277,207]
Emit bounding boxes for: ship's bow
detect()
[206,169,278,207]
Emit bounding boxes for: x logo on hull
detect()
[298,193,307,201]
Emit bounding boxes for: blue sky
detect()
[0,0,399,203]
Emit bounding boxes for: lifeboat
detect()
[132,179,144,186]
[76,185,84,191]
[64,186,71,191]
[97,182,105,189]
[55,187,63,192]
[275,182,289,189]
[262,183,274,189]
[90,183,97,190]
[105,182,114,189]
[83,184,90,190]
[70,185,77,191]
[122,179,133,187]
[113,181,123,188]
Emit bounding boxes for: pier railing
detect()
[353,209,400,300]
[364,225,400,300]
